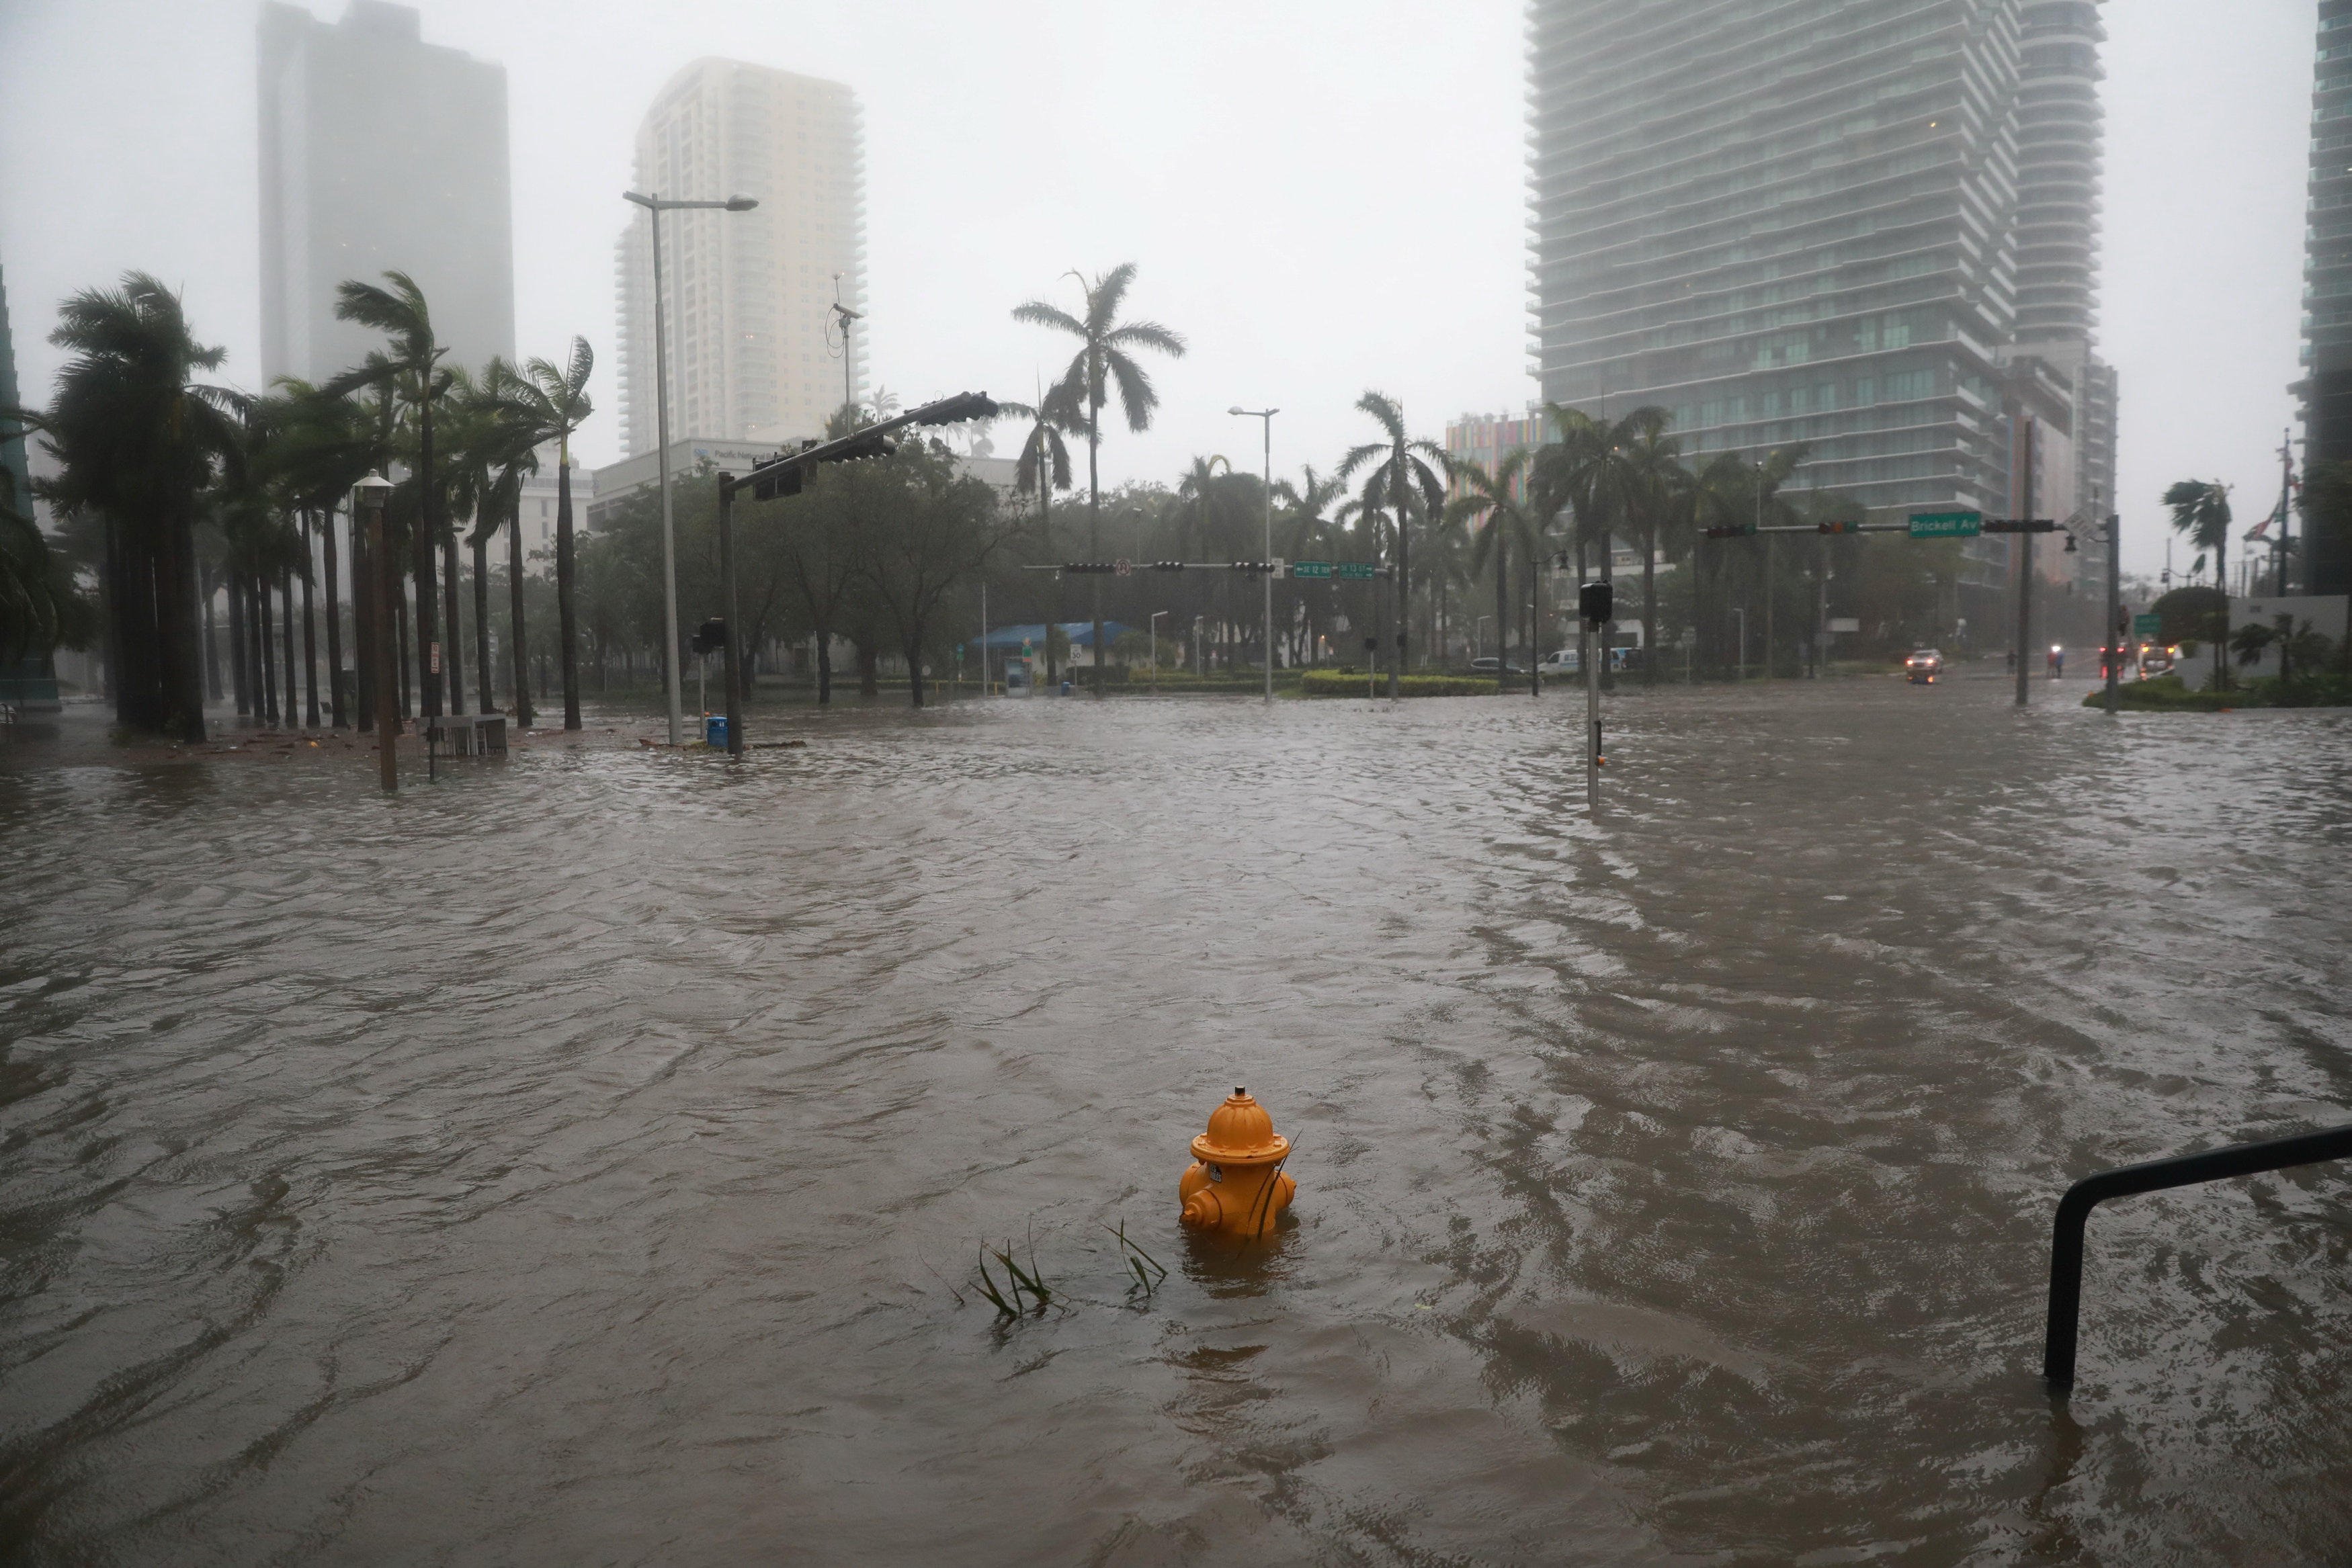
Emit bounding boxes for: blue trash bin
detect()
[704,714,728,747]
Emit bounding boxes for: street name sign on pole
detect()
[1290,560,1333,579]
[1908,510,1982,539]
[1335,562,1376,581]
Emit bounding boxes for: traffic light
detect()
[750,439,822,500]
[690,618,726,656]
[1579,580,1612,625]
[912,391,1001,425]
[1818,519,1863,535]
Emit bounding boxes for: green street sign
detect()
[1908,510,1982,538]
[1335,562,1377,580]
[2133,613,2161,637]
[1290,560,1332,579]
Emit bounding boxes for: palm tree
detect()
[266,381,382,727]
[2164,478,2232,688]
[38,273,242,740]
[327,271,448,720]
[1603,409,1685,688]
[1447,448,1546,694]
[446,367,538,715]
[1012,263,1186,693]
[1338,391,1450,701]
[1278,466,1344,666]
[495,339,593,728]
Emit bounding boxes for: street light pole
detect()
[1150,609,1167,695]
[624,189,758,746]
[2101,509,2122,716]
[2014,416,2037,708]
[1230,407,1278,701]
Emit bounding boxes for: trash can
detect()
[704,714,728,748]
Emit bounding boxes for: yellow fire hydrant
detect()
[1179,1086,1297,1238]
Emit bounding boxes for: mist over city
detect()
[1,2,2348,1563]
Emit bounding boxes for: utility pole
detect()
[833,277,861,421]
[356,472,398,792]
[1229,407,1278,701]
[2015,417,2037,708]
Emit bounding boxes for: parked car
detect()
[1468,657,1525,676]
[1904,647,1944,685]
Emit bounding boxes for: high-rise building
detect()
[1528,0,2115,627]
[257,1,515,386]
[616,60,867,457]
[2295,0,2352,596]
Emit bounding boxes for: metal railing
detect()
[2043,1121,2352,1391]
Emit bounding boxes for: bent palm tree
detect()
[494,338,593,728]
[2164,478,2233,688]
[327,271,448,720]
[1338,391,1449,701]
[40,273,243,740]
[1013,263,1185,693]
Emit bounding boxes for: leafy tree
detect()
[1013,263,1186,695]
[37,273,242,739]
[856,442,1017,707]
[2150,584,2226,650]
[1339,391,1450,699]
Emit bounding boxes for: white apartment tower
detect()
[617,60,868,456]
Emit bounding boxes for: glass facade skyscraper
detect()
[1528,0,2115,617]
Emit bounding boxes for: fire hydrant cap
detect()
[1191,1086,1290,1166]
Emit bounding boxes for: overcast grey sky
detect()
[0,0,2318,576]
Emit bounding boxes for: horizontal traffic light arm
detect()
[729,391,1003,498]
[1019,561,1386,576]
[1699,519,2053,539]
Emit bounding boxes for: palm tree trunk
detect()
[472,531,493,712]
[325,505,347,727]
[1495,527,1508,692]
[245,569,266,721]
[257,572,278,724]
[856,641,878,697]
[301,519,321,728]
[1642,521,1658,689]
[442,535,464,718]
[508,505,532,725]
[227,564,250,717]
[557,449,581,729]
[1527,543,1540,698]
[905,627,926,708]
[282,566,299,728]
[396,575,412,719]
[201,564,222,702]
[1088,396,1104,697]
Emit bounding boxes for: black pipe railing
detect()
[2043,1121,2352,1391]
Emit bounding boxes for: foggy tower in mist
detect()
[1527,0,2115,617]
[2296,0,2352,597]
[256,1,515,386]
[616,60,868,456]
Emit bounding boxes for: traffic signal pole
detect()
[2014,418,2036,708]
[2103,511,2122,716]
[717,473,745,756]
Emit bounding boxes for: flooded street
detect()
[3,680,2349,1565]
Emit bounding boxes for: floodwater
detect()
[2,679,2349,1566]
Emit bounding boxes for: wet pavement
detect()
[2,679,2348,1565]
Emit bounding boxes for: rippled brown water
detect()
[3,680,2349,1565]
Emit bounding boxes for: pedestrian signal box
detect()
[1579,581,1613,625]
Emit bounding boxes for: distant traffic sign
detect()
[1908,510,1982,538]
[1114,558,1132,576]
[1335,562,1377,580]
[1290,560,1333,579]
[2133,612,2161,637]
